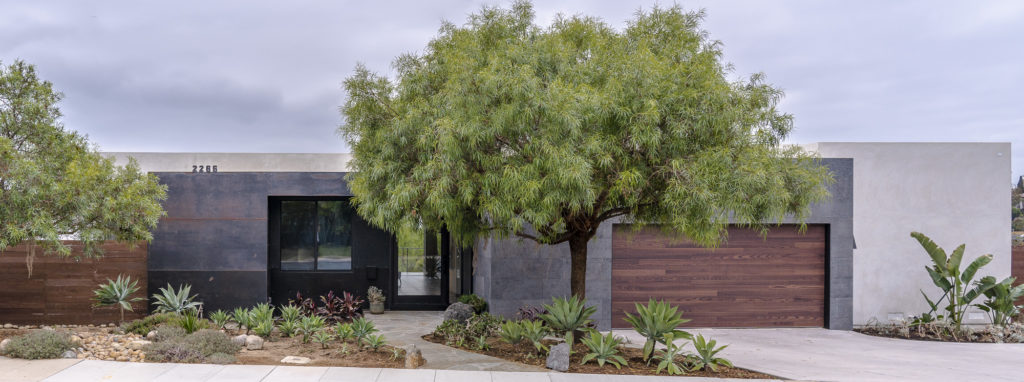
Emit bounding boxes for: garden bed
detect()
[855,321,1024,343]
[231,331,403,368]
[422,334,774,379]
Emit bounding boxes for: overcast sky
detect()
[2,1,1022,182]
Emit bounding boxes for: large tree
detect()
[340,2,832,298]
[0,60,166,276]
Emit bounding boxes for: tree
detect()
[339,2,832,298]
[0,60,166,276]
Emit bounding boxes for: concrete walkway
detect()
[618,328,1024,382]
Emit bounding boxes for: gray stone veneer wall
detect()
[474,158,854,330]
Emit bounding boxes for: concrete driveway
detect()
[617,328,1024,382]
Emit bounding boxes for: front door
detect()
[268,197,391,306]
[390,226,450,309]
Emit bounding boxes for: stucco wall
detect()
[106,152,352,173]
[807,142,1011,326]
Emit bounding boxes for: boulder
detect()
[443,302,474,323]
[280,356,311,364]
[545,343,570,372]
[0,338,10,354]
[403,344,425,369]
[245,335,264,350]
[231,334,247,347]
[128,340,151,350]
[146,331,158,341]
[61,350,77,359]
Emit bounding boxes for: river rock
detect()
[62,350,77,359]
[443,302,474,323]
[404,344,425,368]
[231,334,247,346]
[546,343,570,372]
[245,335,264,350]
[0,339,10,354]
[146,331,158,340]
[128,340,151,350]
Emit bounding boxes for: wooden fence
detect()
[1014,245,1024,285]
[0,241,147,325]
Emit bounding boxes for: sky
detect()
[2,1,1022,183]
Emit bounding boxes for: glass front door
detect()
[391,225,448,309]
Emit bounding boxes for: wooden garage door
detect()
[611,224,826,328]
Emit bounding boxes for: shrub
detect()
[206,352,236,364]
[580,331,626,369]
[653,332,688,375]
[689,334,732,372]
[184,329,240,357]
[362,333,386,350]
[520,320,549,354]
[250,303,275,324]
[368,286,386,303]
[290,291,317,317]
[499,320,524,344]
[473,335,490,350]
[540,296,595,344]
[144,329,239,363]
[976,277,1024,326]
[312,331,334,349]
[1,331,75,359]
[350,317,378,343]
[232,307,251,334]
[515,305,546,321]
[120,313,178,335]
[912,232,996,330]
[209,310,231,329]
[151,283,201,314]
[92,274,143,322]
[432,313,501,346]
[279,319,298,338]
[252,319,275,338]
[280,305,302,322]
[624,299,692,362]
[153,324,187,342]
[175,308,208,334]
[334,322,355,341]
[458,294,488,313]
[143,341,203,363]
[317,291,364,323]
[298,315,327,343]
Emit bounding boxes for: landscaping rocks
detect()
[3,323,15,329]
[231,334,247,346]
[443,302,474,323]
[146,331,158,340]
[403,344,425,368]
[546,343,570,372]
[0,338,10,353]
[128,340,151,350]
[280,355,311,364]
[75,331,145,362]
[61,350,77,359]
[245,335,264,350]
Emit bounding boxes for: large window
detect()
[280,199,354,271]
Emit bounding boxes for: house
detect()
[82,142,1010,329]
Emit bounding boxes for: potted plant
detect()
[368,286,386,314]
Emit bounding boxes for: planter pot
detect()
[370,301,385,314]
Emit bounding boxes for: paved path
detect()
[618,327,1024,382]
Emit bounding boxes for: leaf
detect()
[961,254,993,284]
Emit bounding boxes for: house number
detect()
[192,165,218,173]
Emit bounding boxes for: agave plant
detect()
[350,317,378,343]
[623,299,692,362]
[280,305,302,322]
[499,320,524,344]
[252,318,275,338]
[250,303,275,323]
[540,296,596,345]
[177,308,205,334]
[278,319,298,337]
[975,277,1024,326]
[232,307,252,334]
[312,330,335,349]
[91,274,143,322]
[298,315,327,343]
[580,331,627,369]
[334,322,355,341]
[912,232,996,330]
[151,283,201,314]
[520,320,549,354]
[653,332,688,375]
[689,334,732,372]
[362,333,386,350]
[209,309,231,329]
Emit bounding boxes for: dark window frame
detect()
[273,196,356,273]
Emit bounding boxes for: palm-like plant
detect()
[580,331,627,369]
[623,299,692,362]
[520,320,549,354]
[689,334,732,372]
[653,332,688,375]
[151,283,201,314]
[975,277,1024,326]
[350,317,378,343]
[912,232,996,330]
[92,274,143,322]
[540,296,596,345]
[232,307,252,334]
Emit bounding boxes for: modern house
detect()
[95,142,1012,330]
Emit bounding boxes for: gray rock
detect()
[403,344,425,368]
[546,343,570,372]
[245,335,264,350]
[280,356,311,364]
[61,350,77,359]
[231,334,247,347]
[0,338,10,354]
[443,302,474,323]
[3,323,14,329]
[146,331,158,340]
[128,340,151,350]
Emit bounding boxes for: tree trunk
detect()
[568,234,589,299]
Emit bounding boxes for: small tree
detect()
[340,2,832,297]
[0,60,166,276]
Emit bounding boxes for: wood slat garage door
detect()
[611,224,826,328]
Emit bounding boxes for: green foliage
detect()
[624,299,692,362]
[432,313,502,346]
[249,303,275,324]
[1013,217,1024,232]
[252,319,275,338]
[153,324,187,342]
[458,294,488,313]
[689,334,732,372]
[390,347,404,361]
[540,296,595,344]
[312,330,335,349]
[280,305,302,323]
[0,60,167,276]
[298,315,327,343]
[278,319,298,338]
[142,341,202,363]
[334,322,355,341]
[175,308,207,334]
[209,310,230,329]
[474,335,490,350]
[151,283,201,314]
[362,333,386,350]
[520,320,549,354]
[206,352,236,365]
[0,330,75,359]
[580,331,627,369]
[120,313,178,336]
[367,286,386,303]
[92,274,143,322]
[911,232,996,330]
[350,317,378,343]
[499,320,524,344]
[184,329,239,357]
[338,1,832,298]
[232,307,251,333]
[975,277,1024,326]
[143,329,239,363]
[653,332,688,375]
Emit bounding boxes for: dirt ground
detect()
[233,333,405,368]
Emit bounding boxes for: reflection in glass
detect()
[396,225,442,296]
[317,201,353,270]
[280,201,315,270]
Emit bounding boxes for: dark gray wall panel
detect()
[149,270,267,312]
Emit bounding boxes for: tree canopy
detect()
[0,60,167,275]
[340,2,833,297]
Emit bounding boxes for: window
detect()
[279,199,354,271]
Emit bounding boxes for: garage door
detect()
[611,224,826,328]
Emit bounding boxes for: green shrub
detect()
[334,322,355,341]
[279,319,298,337]
[912,232,996,330]
[298,315,327,343]
[184,329,239,357]
[689,334,732,372]
[580,331,626,369]
[280,305,302,322]
[206,352,236,364]
[143,329,239,363]
[143,341,203,363]
[312,330,334,349]
[175,308,208,334]
[252,319,275,338]
[499,320,524,344]
[153,324,187,342]
[350,317,378,343]
[520,320,549,353]
[653,332,688,375]
[540,296,595,345]
[151,283,201,314]
[1,331,76,359]
[976,277,1024,326]
[432,313,501,346]
[120,313,178,335]
[623,299,692,362]
[458,294,488,313]
[362,333,386,350]
[250,303,275,323]
[209,310,231,329]
[232,307,251,334]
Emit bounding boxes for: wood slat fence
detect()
[0,241,148,325]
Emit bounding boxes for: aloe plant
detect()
[653,332,688,375]
[912,232,996,330]
[975,277,1024,326]
[151,283,201,314]
[540,296,596,345]
[689,334,732,372]
[91,274,143,322]
[209,309,231,329]
[580,331,627,369]
[623,299,692,362]
[520,320,549,354]
[499,321,524,344]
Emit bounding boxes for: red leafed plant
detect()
[316,291,365,323]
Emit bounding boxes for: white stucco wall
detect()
[104,152,352,173]
[806,142,1012,326]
